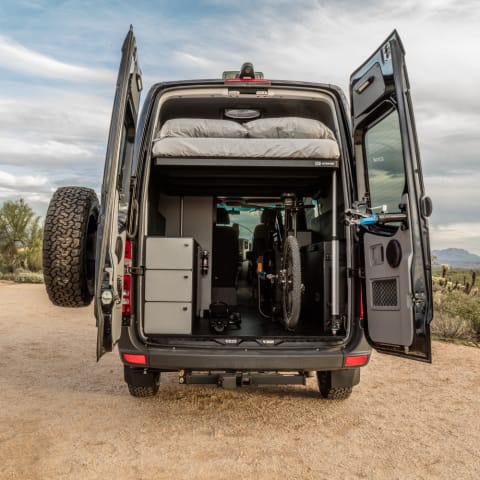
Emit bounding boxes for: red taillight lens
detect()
[224,78,269,83]
[344,354,369,367]
[122,273,131,315]
[123,353,146,365]
[124,239,132,265]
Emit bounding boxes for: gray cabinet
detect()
[144,237,199,334]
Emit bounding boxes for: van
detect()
[43,28,433,399]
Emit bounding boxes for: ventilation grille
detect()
[372,279,398,307]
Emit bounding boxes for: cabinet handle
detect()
[182,307,188,311]
[184,275,189,279]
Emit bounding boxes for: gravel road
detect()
[0,283,479,480]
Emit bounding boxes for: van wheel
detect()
[127,383,160,398]
[317,371,353,400]
[282,235,301,330]
[43,187,99,307]
[125,367,160,397]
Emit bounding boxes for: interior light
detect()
[224,109,261,120]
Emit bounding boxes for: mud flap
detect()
[329,368,360,388]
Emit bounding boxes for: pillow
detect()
[244,116,336,140]
[159,118,248,138]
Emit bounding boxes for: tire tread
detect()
[43,186,98,307]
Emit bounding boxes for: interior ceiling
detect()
[151,165,332,197]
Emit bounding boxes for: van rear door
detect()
[350,31,433,362]
[95,27,142,360]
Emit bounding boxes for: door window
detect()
[364,110,406,214]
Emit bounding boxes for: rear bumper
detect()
[118,321,372,372]
[131,346,347,371]
[119,337,371,373]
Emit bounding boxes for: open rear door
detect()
[350,31,433,361]
[95,27,142,360]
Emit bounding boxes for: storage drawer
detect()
[145,237,194,270]
[144,302,192,334]
[145,270,192,302]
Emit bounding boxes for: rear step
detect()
[178,370,309,388]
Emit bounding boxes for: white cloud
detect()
[426,173,480,223]
[0,35,115,83]
[0,171,48,188]
[0,94,111,139]
[175,52,215,69]
[0,171,53,215]
[0,92,110,167]
[430,223,480,256]
[0,135,100,166]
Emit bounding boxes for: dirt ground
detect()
[0,283,479,480]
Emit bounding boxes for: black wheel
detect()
[282,235,302,330]
[125,368,160,398]
[127,383,160,398]
[317,371,353,400]
[43,186,99,307]
[213,322,226,333]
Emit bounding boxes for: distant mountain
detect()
[432,248,480,268]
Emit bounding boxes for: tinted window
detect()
[364,111,405,213]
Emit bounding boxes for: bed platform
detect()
[151,117,341,169]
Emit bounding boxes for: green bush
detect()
[433,290,480,341]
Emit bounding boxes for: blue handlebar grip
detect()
[359,215,378,226]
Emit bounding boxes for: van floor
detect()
[192,271,326,338]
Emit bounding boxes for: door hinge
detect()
[127,266,144,275]
[413,292,425,304]
[348,268,364,279]
[382,42,391,63]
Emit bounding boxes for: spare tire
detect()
[43,186,99,307]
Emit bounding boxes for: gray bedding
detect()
[152,137,340,159]
[153,117,340,160]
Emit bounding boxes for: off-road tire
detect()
[43,186,99,307]
[317,371,353,400]
[127,383,160,398]
[125,368,160,398]
[282,235,302,330]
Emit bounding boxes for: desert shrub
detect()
[1,270,44,284]
[433,290,480,341]
[0,199,43,272]
[13,271,44,283]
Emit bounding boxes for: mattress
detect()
[152,137,340,159]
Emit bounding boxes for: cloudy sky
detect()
[1,0,479,253]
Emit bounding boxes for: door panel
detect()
[350,31,432,362]
[363,195,413,347]
[95,28,141,360]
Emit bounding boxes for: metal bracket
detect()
[127,266,144,276]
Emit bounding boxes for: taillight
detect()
[344,354,369,367]
[123,353,146,365]
[122,274,131,315]
[124,239,132,265]
[122,240,132,316]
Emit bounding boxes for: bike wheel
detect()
[282,235,302,330]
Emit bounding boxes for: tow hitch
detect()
[178,371,307,388]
